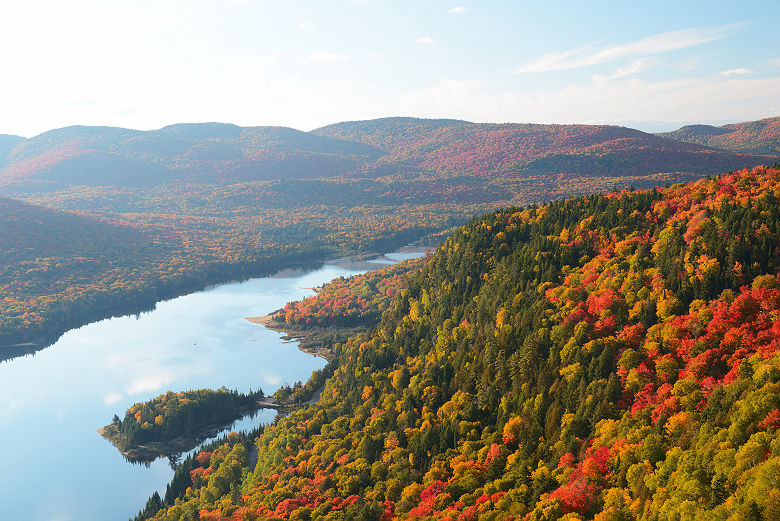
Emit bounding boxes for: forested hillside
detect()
[137,166,779,521]
[660,117,779,156]
[314,119,777,178]
[3,118,776,195]
[272,257,424,329]
[1,118,776,352]
[0,196,181,345]
[0,124,380,190]
[0,134,24,170]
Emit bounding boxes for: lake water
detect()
[0,249,423,521]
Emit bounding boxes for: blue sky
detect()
[1,0,778,136]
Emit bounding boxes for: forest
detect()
[130,165,779,520]
[1,118,777,350]
[659,117,779,156]
[272,257,425,329]
[103,388,265,460]
[3,118,776,352]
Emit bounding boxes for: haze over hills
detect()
[0,123,381,191]
[314,118,778,178]
[0,117,777,195]
[0,134,25,170]
[659,116,780,156]
[0,116,777,350]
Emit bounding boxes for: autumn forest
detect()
[0,117,778,520]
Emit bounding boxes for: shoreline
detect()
[97,402,278,463]
[245,314,336,361]
[245,314,274,326]
[244,245,429,362]
[0,241,429,355]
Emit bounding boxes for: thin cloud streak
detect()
[515,24,743,74]
[611,58,654,79]
[720,67,753,76]
[416,36,435,44]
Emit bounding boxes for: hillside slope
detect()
[315,118,777,178]
[0,196,176,346]
[2,119,776,195]
[2,118,777,354]
[0,124,381,191]
[660,116,780,156]
[0,134,25,169]
[138,166,780,520]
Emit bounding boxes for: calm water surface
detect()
[0,249,422,521]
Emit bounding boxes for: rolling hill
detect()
[0,134,25,170]
[1,118,777,195]
[314,118,778,178]
[135,165,780,521]
[0,124,382,191]
[0,195,177,347]
[1,117,777,351]
[659,116,780,156]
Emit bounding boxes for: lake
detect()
[0,248,423,521]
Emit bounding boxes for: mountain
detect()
[2,118,776,195]
[312,117,472,152]
[2,117,777,350]
[135,165,780,520]
[315,118,777,178]
[0,195,174,346]
[0,134,25,170]
[659,116,780,156]
[0,195,151,264]
[0,123,382,191]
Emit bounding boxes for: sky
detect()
[1,0,778,137]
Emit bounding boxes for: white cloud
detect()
[515,24,741,74]
[298,20,312,30]
[104,393,124,406]
[720,67,753,76]
[417,36,435,44]
[611,58,654,78]
[309,51,350,62]
[127,375,172,395]
[449,6,468,13]
[391,75,780,129]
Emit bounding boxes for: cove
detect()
[0,248,423,521]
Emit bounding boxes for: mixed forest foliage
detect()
[107,388,264,450]
[313,119,776,177]
[273,257,424,328]
[138,166,779,521]
[1,118,777,352]
[660,117,779,157]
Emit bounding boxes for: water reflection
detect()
[116,407,270,468]
[0,246,426,521]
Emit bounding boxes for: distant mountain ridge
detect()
[659,116,780,156]
[0,123,381,190]
[315,120,774,178]
[1,116,777,355]
[0,134,25,170]
[1,117,777,193]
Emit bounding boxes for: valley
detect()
[0,118,777,521]
[1,117,777,352]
